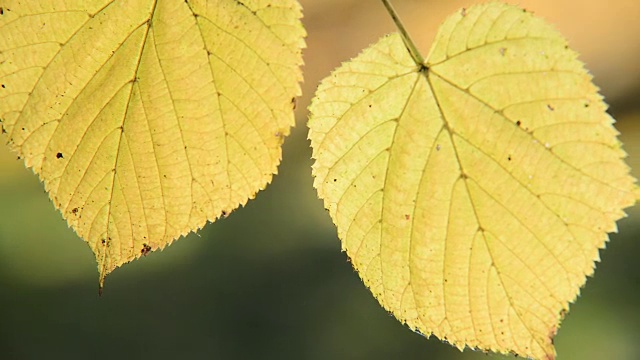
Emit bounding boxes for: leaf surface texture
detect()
[308,3,637,359]
[0,0,304,284]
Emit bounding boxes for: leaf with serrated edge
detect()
[0,0,305,287]
[308,3,636,359]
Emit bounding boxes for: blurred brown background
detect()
[1,1,639,359]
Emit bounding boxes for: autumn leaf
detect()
[0,0,305,287]
[308,2,637,359]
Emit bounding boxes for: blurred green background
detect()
[1,1,639,359]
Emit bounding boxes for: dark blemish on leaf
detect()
[333,178,337,182]
[584,102,590,108]
[559,308,568,319]
[368,104,372,108]
[549,325,557,344]
[291,97,297,110]
[516,120,521,127]
[141,243,152,256]
[56,152,64,159]
[404,214,410,220]
[72,207,78,215]
[507,155,512,161]
[547,104,555,111]
[221,210,228,218]
[499,47,506,56]
[0,7,3,15]
[1,84,5,88]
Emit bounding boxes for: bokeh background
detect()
[1,1,639,359]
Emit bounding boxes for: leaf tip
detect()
[98,272,106,297]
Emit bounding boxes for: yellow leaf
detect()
[308,3,637,359]
[0,0,304,286]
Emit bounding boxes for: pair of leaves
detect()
[0,1,637,359]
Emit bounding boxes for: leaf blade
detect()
[0,0,305,284]
[308,3,636,359]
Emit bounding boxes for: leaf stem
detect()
[380,0,425,66]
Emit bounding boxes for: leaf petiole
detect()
[380,0,425,66]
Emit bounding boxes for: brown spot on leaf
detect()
[547,323,558,346]
[141,243,152,256]
[56,152,63,159]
